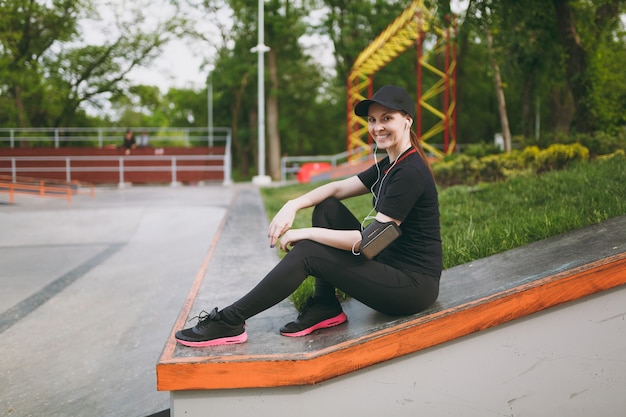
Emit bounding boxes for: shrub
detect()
[535,143,589,172]
[433,143,591,185]
[433,154,481,186]
[463,142,503,158]
[516,130,626,157]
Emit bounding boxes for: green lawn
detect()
[260,156,626,306]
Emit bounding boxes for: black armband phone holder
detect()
[360,220,401,260]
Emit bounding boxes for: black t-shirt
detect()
[357,149,442,277]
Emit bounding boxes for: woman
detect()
[175,85,442,347]
[122,128,136,155]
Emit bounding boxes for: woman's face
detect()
[367,103,411,152]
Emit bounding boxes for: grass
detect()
[439,157,626,267]
[259,156,626,307]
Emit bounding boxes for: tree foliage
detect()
[1,0,625,178]
[0,0,186,128]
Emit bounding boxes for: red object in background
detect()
[296,162,332,183]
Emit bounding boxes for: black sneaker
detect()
[175,307,247,347]
[280,297,347,337]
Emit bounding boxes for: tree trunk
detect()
[231,74,251,177]
[486,28,512,153]
[548,84,574,134]
[14,87,28,128]
[266,48,281,180]
[552,0,592,132]
[13,85,30,147]
[521,77,533,138]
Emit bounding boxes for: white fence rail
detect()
[0,127,232,186]
[0,127,229,149]
[280,147,374,183]
[0,154,232,186]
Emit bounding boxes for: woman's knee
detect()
[312,197,342,219]
[289,239,326,256]
[312,197,359,230]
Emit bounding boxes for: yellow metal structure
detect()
[346,0,456,160]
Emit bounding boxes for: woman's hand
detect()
[278,228,310,252]
[268,201,297,248]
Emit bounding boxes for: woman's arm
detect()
[278,213,401,253]
[278,227,362,252]
[268,176,368,247]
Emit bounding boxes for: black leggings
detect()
[220,198,440,324]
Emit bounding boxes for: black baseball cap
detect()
[355,85,415,119]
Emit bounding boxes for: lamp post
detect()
[207,72,213,147]
[251,0,271,185]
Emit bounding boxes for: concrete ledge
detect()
[157,193,626,391]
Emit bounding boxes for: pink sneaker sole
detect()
[176,331,248,347]
[280,312,348,337]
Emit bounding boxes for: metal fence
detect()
[0,154,231,186]
[0,127,229,149]
[280,147,374,183]
[0,127,232,186]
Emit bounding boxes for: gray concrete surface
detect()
[0,184,254,417]
[4,182,625,417]
[171,284,626,417]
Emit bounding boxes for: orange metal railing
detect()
[346,0,457,160]
[0,175,94,204]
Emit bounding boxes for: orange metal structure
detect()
[346,0,457,160]
[0,175,93,204]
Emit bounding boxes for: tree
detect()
[319,0,413,83]
[0,0,187,130]
[193,0,332,179]
[0,0,82,128]
[464,0,626,138]
[552,0,625,133]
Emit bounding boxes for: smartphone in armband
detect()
[360,220,401,260]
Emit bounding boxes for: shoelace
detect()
[297,298,319,319]
[188,308,218,327]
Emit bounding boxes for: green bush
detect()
[433,143,590,185]
[432,154,481,186]
[519,130,626,157]
[535,143,589,172]
[463,142,503,158]
[574,131,626,156]
[261,155,626,312]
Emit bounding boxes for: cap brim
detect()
[354,99,405,117]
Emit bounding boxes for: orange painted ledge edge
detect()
[156,188,238,371]
[157,252,626,391]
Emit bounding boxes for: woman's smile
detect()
[374,132,391,142]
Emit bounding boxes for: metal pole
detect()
[252,0,271,185]
[171,157,179,186]
[118,158,125,188]
[66,157,71,182]
[223,129,233,186]
[208,77,214,147]
[257,0,265,178]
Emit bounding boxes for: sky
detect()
[81,1,468,93]
[80,0,214,92]
[80,0,335,93]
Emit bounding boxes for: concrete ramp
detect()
[157,188,626,416]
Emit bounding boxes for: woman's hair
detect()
[402,112,434,178]
[409,130,434,177]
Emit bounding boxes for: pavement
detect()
[3,181,625,417]
[0,183,278,417]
